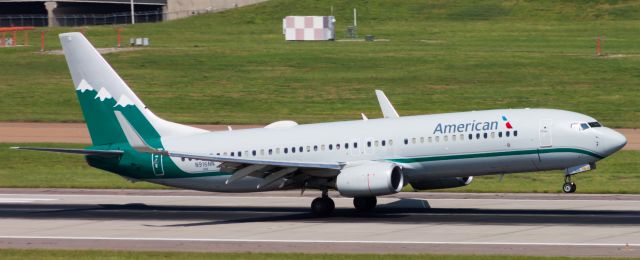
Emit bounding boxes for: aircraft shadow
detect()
[1,198,639,227]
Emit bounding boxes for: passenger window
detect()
[374,140,379,147]
[299,146,303,152]
[252,150,256,156]
[476,133,480,139]
[483,133,487,139]
[291,147,295,153]
[468,134,473,140]
[336,144,341,150]
[444,135,448,142]
[238,152,242,157]
[260,149,264,156]
[321,145,325,151]
[506,131,510,137]
[345,143,349,149]
[306,146,311,152]
[514,131,518,137]
[435,136,440,142]
[329,144,333,150]
[382,140,386,146]
[412,138,417,144]
[181,157,185,161]
[284,148,288,154]
[276,148,280,154]
[460,134,464,140]
[404,139,408,145]
[420,137,424,143]
[389,140,393,146]
[313,145,318,151]
[269,149,273,155]
[231,152,235,156]
[498,132,502,138]
[369,141,373,147]
[216,153,220,156]
[354,142,358,148]
[452,135,457,141]
[428,137,432,143]
[224,152,228,156]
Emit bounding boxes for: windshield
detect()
[588,122,602,127]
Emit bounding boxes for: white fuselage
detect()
[153,108,626,192]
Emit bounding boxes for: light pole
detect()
[130,0,135,24]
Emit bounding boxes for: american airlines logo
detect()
[433,115,513,134]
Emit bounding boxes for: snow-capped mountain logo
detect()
[76,79,94,93]
[114,94,134,107]
[95,88,113,101]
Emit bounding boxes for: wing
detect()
[10,147,123,157]
[114,111,343,188]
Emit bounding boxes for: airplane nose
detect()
[599,128,627,156]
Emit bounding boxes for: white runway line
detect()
[0,236,637,247]
[0,198,57,203]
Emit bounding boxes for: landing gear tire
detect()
[562,182,577,193]
[311,197,335,216]
[353,196,377,212]
[563,175,577,193]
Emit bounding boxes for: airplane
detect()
[13,33,627,216]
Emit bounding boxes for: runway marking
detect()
[0,198,57,203]
[0,236,638,247]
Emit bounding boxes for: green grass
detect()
[0,249,630,260]
[2,143,639,193]
[0,0,639,126]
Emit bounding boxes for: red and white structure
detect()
[282,16,335,41]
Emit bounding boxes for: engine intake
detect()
[336,162,404,197]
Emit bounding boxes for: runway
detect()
[0,189,639,257]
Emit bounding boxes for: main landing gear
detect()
[311,188,335,216]
[353,196,377,212]
[563,175,577,193]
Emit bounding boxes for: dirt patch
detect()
[0,123,637,150]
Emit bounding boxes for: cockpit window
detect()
[588,122,602,127]
[580,123,590,130]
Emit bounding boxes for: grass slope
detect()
[0,249,631,260]
[2,143,638,193]
[0,0,639,126]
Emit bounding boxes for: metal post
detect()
[40,31,44,51]
[117,27,121,48]
[130,0,135,24]
[24,31,29,46]
[11,31,16,47]
[596,37,602,56]
[1,32,5,47]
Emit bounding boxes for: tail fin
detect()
[59,32,206,146]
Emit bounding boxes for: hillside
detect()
[1,0,639,127]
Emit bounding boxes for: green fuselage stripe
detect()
[386,147,603,164]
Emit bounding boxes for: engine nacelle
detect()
[410,176,473,190]
[336,162,404,197]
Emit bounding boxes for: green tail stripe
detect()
[76,89,127,145]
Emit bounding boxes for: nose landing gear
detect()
[562,175,577,193]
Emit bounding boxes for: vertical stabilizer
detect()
[59,32,206,146]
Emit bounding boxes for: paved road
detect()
[0,189,638,257]
[0,123,638,150]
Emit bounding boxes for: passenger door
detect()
[539,119,553,147]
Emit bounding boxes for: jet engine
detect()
[410,176,473,190]
[336,162,404,197]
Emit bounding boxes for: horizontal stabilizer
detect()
[114,111,166,155]
[10,147,123,157]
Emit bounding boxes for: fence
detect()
[0,9,225,27]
